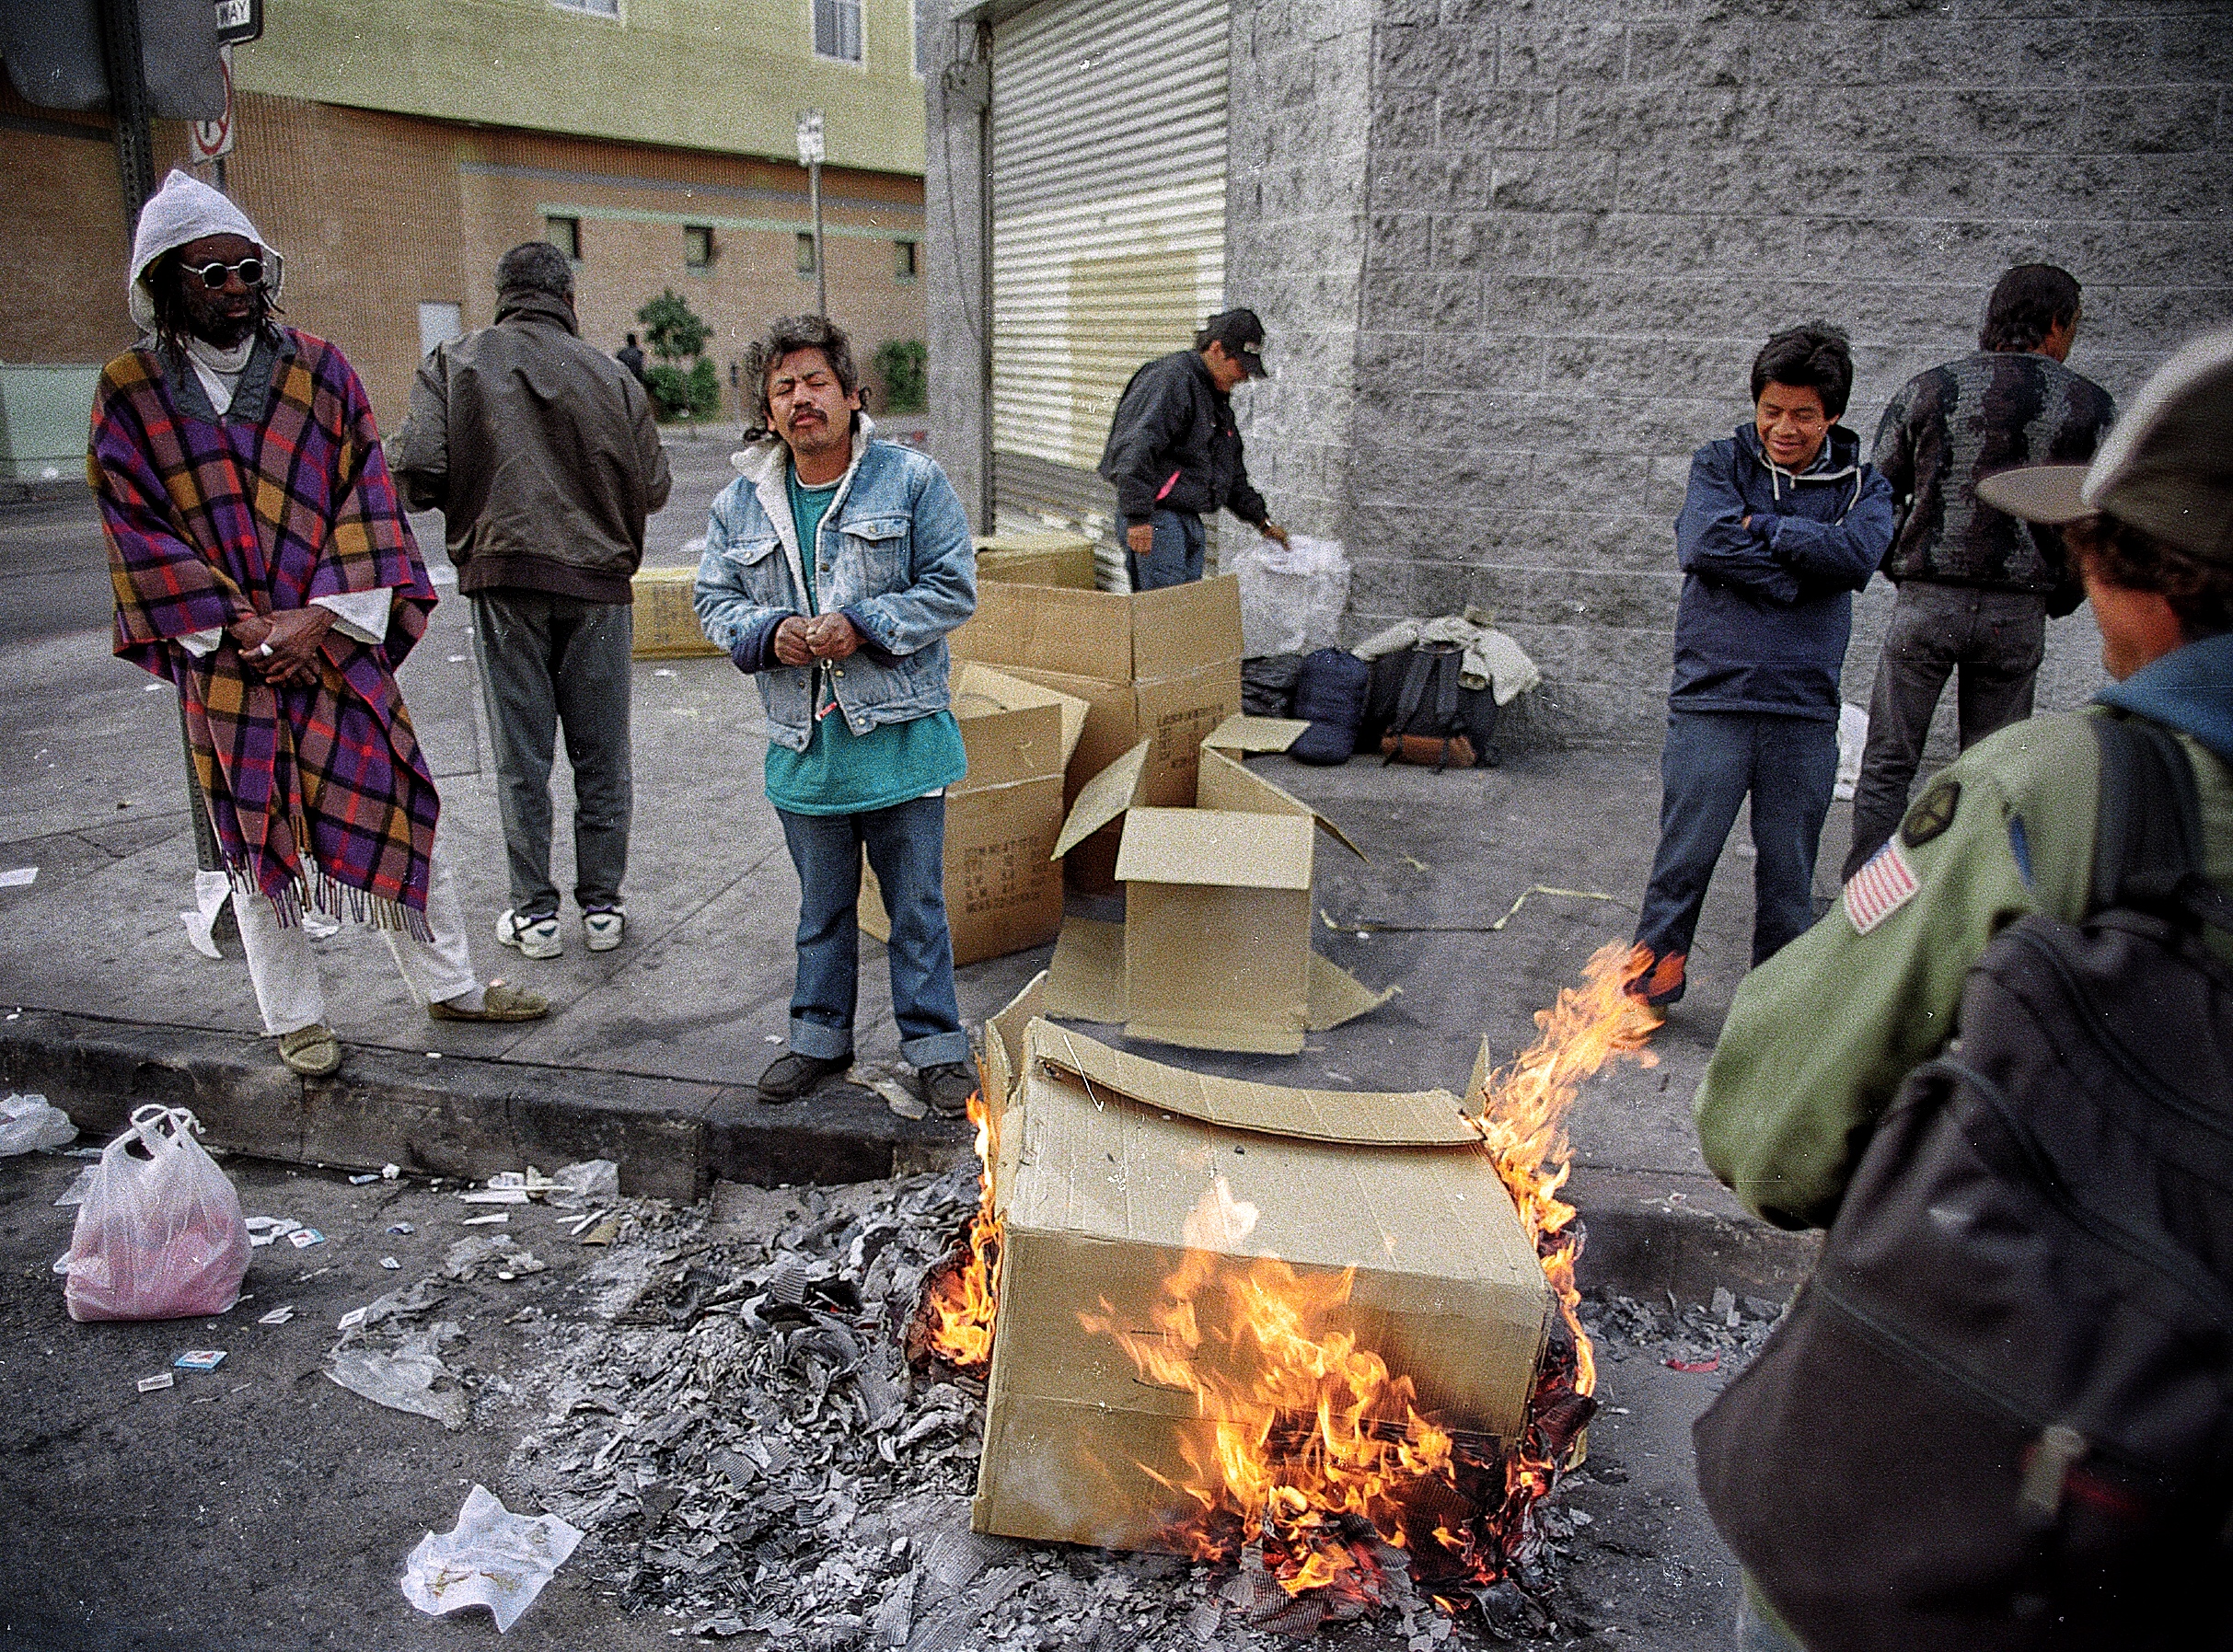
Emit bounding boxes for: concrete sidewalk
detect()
[0,429,1820,1299]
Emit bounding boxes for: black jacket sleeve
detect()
[1099,357,1194,526]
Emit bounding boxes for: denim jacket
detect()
[693,418,977,752]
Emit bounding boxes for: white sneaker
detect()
[496,908,561,959]
[584,909,625,953]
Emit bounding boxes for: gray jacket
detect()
[391,290,671,604]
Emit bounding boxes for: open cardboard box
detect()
[949,575,1244,894]
[861,664,1090,966]
[973,531,1095,590]
[1039,721,1392,1054]
[968,978,1555,1552]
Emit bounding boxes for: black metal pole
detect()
[96,0,156,230]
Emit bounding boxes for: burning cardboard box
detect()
[965,980,1556,1555]
[862,664,1089,966]
[949,574,1244,893]
[1040,722,1393,1053]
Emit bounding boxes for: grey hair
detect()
[496,241,575,302]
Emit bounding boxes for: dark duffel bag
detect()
[1361,642,1499,769]
[1287,646,1370,766]
[1242,653,1302,718]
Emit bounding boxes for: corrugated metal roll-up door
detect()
[990,0,1227,588]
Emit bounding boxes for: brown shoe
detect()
[278,1023,341,1076]
[757,1049,850,1105]
[429,981,550,1022]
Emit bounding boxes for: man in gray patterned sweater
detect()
[1843,265,2117,879]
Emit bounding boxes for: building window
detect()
[796,233,818,274]
[894,239,918,281]
[684,225,714,268]
[813,0,862,63]
[545,215,581,260]
[550,0,619,15]
[912,0,934,76]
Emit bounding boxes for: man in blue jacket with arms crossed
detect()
[696,315,978,1117]
[1628,324,1896,1014]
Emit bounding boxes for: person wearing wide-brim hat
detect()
[1690,326,2233,1649]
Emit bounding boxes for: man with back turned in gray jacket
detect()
[394,241,672,962]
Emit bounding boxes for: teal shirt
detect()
[763,461,966,816]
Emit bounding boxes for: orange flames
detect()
[1080,940,1659,1618]
[913,1085,1001,1372]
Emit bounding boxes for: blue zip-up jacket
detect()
[693,417,977,752]
[1669,422,1895,721]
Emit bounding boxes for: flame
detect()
[1076,939,1660,1622]
[915,1085,1002,1371]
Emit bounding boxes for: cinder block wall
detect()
[1232,0,2233,747]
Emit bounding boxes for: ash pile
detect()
[1581,1288,1785,1380]
[492,1161,1575,1649]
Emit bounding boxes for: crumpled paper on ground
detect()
[400,1484,583,1632]
[1,1094,75,1156]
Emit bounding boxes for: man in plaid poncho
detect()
[94,170,546,1076]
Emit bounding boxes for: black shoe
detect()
[916,1061,978,1120]
[757,1049,850,1105]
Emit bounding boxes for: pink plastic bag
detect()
[59,1105,249,1323]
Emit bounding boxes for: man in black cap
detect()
[1099,307,1289,591]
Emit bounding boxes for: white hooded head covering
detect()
[127,168,284,335]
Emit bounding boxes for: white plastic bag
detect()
[1,1092,76,1155]
[1228,534,1351,657]
[59,1105,250,1323]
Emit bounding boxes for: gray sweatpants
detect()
[469,589,634,918]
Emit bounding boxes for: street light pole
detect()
[797,108,827,318]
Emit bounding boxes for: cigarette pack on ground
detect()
[966,981,1554,1552]
[860,663,1090,965]
[949,574,1244,893]
[1040,722,1390,1054]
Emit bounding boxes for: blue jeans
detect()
[1632,710,1837,1004]
[776,793,968,1069]
[1124,508,1207,590]
[470,591,633,918]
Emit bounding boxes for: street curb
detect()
[0,1010,966,1203]
[3,1012,1821,1304]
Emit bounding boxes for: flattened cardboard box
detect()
[951,576,1244,893]
[974,532,1095,590]
[631,565,722,659]
[1040,729,1390,1054]
[862,664,1088,966]
[969,988,1554,1554]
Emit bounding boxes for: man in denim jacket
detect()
[695,316,978,1116]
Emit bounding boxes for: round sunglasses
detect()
[187,258,266,290]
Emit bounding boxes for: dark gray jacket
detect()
[1097,349,1268,529]
[392,291,671,604]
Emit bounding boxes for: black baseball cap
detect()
[1199,307,1269,377]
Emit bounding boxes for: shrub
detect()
[637,289,712,365]
[874,338,927,415]
[687,357,721,419]
[644,363,692,419]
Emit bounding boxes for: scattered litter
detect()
[1665,1356,1721,1373]
[565,1209,607,1237]
[2,1093,75,1155]
[0,867,37,888]
[388,1222,415,1235]
[400,1484,582,1631]
[349,1173,379,1185]
[764,1034,782,1043]
[458,1186,531,1206]
[258,1306,295,1325]
[654,667,676,676]
[136,1371,175,1393]
[381,1256,402,1270]
[173,1349,226,1371]
[576,1216,619,1245]
[550,1160,619,1207]
[1401,853,1429,872]
[460,1213,511,1227]
[287,1228,327,1249]
[426,1051,441,1060]
[446,653,468,663]
[383,1164,400,1181]
[338,1305,370,1330]
[330,1340,470,1430]
[53,1162,98,1207]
